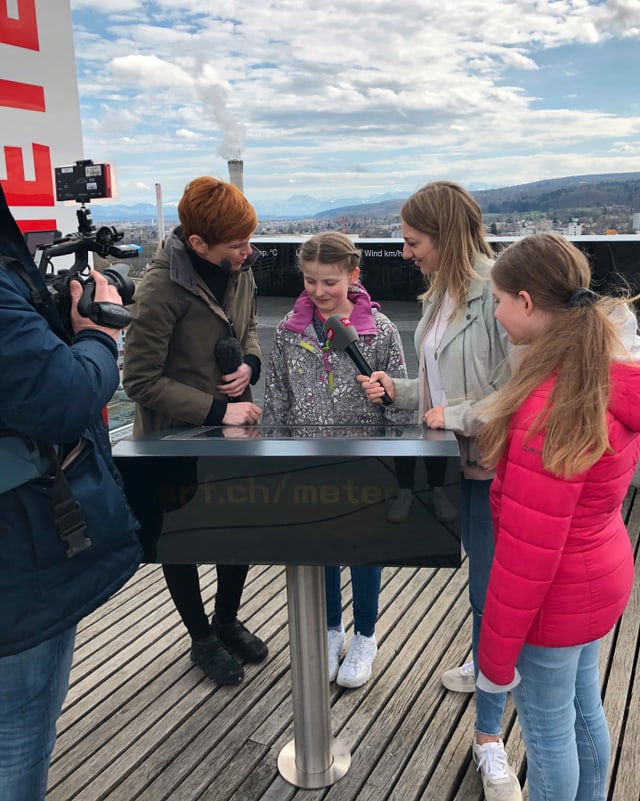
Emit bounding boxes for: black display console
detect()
[113,424,461,568]
[112,424,462,788]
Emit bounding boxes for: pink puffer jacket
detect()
[478,361,640,686]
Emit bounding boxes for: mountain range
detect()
[87,172,640,223]
[87,189,413,222]
[314,172,640,220]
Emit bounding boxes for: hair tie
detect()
[567,287,598,309]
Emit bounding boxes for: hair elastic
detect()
[567,287,598,309]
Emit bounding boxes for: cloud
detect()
[72,0,143,10]
[600,0,640,34]
[110,54,192,87]
[68,0,640,205]
[176,128,204,139]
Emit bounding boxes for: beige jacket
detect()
[392,254,511,478]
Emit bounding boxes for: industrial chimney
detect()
[227,159,244,193]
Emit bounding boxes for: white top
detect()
[423,292,456,407]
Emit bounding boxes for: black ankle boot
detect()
[212,619,268,663]
[190,633,244,685]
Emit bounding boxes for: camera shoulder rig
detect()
[0,184,91,556]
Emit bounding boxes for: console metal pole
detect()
[277,564,350,788]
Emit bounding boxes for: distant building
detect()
[562,220,583,236]
[633,212,640,232]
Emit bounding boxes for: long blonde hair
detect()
[401,181,493,315]
[479,233,634,477]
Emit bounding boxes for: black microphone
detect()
[214,337,245,403]
[323,315,393,406]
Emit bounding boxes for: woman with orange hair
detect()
[123,177,267,686]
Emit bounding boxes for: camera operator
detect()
[0,186,141,801]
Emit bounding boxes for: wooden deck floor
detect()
[46,487,640,801]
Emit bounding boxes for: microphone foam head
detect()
[323,315,358,351]
[214,337,244,373]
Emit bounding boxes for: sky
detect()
[68,0,640,211]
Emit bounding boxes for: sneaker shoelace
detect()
[476,743,510,781]
[343,636,374,668]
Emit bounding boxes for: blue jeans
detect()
[325,565,381,637]
[513,640,609,801]
[460,474,506,736]
[0,626,76,801]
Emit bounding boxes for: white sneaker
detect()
[472,739,522,801]
[327,627,345,682]
[387,488,413,523]
[337,633,377,688]
[441,660,476,693]
[429,486,458,523]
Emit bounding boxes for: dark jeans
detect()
[325,565,381,637]
[460,474,506,736]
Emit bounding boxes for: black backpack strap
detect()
[0,430,92,558]
[1,255,49,311]
[49,450,93,557]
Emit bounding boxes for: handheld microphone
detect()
[214,337,245,403]
[323,315,393,406]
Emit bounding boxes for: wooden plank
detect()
[45,489,640,801]
[48,565,287,800]
[605,487,640,801]
[253,564,470,801]
[135,568,421,801]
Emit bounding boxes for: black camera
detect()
[35,161,140,340]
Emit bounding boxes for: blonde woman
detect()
[359,182,518,801]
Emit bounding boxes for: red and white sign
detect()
[0,0,84,236]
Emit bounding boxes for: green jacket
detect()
[123,229,261,435]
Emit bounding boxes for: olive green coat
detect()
[123,230,260,435]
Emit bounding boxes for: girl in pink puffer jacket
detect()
[478,232,640,801]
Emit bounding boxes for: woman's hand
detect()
[357,371,395,405]
[222,401,262,425]
[221,425,262,439]
[217,362,252,398]
[424,405,445,429]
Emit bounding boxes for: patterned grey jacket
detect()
[263,284,414,427]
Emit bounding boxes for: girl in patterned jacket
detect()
[477,233,640,801]
[263,231,412,687]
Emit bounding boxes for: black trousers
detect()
[162,563,250,641]
[393,456,449,490]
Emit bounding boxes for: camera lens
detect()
[102,265,136,305]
